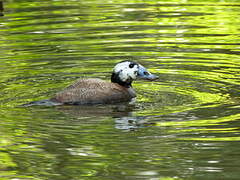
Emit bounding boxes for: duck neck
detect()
[111,73,132,88]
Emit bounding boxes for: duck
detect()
[23,61,158,106]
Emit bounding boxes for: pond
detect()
[0,0,240,179]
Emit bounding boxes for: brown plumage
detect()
[50,78,136,105]
[22,61,158,107]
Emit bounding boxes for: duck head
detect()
[111,61,158,87]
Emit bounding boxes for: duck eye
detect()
[144,71,149,75]
[129,64,135,68]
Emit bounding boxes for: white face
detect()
[113,61,139,82]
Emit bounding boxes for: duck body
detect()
[22,61,157,106]
[51,78,136,105]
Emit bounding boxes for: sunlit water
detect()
[1,0,240,179]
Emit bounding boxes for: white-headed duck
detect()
[23,61,158,106]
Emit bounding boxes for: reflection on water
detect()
[57,104,155,131]
[1,0,240,179]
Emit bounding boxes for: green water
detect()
[1,0,240,179]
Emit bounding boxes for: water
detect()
[1,0,240,179]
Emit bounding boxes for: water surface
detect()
[1,0,240,179]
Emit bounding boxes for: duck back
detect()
[51,78,136,105]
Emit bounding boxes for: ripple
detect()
[1,1,240,180]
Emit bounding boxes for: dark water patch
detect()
[0,1,3,16]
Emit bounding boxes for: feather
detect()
[51,78,136,105]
